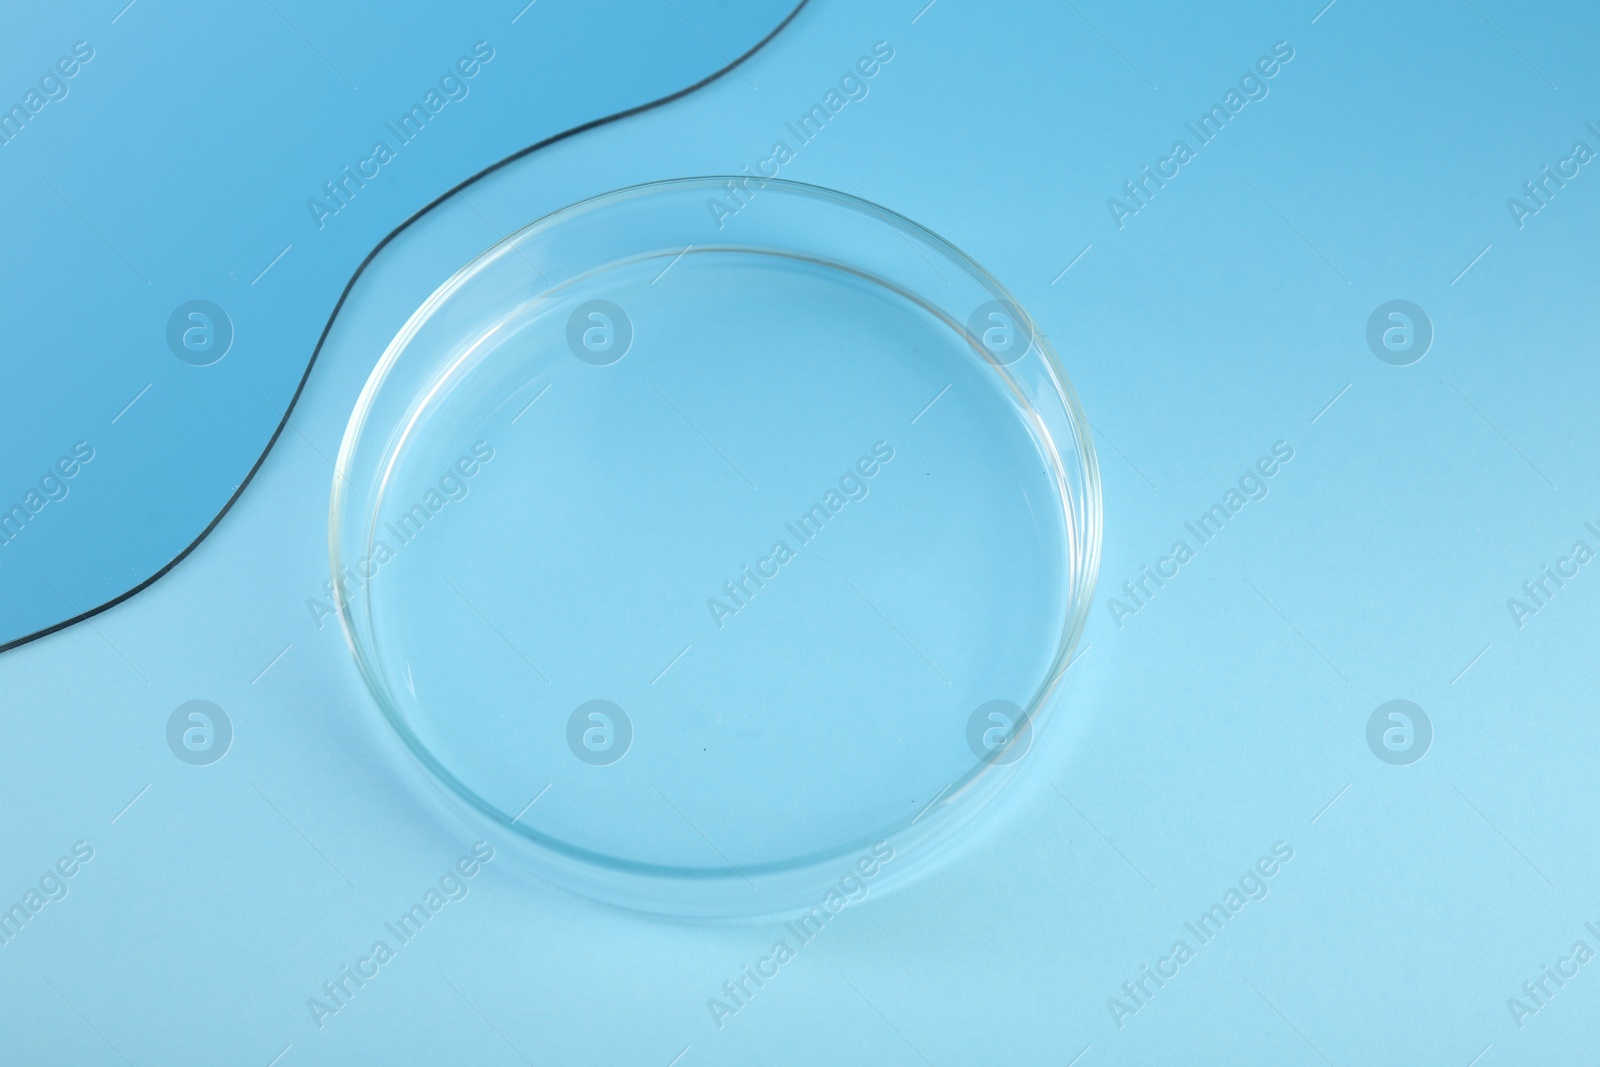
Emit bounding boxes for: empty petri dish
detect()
[331,178,1099,917]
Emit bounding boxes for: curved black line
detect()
[0,0,811,655]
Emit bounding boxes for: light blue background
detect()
[3,0,1598,1063]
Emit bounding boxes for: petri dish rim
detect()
[330,176,1102,910]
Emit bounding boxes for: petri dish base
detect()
[331,178,1100,917]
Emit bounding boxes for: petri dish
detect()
[331,177,1100,917]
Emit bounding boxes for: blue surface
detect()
[4,0,1600,1063]
[0,0,802,646]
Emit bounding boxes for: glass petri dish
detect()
[331,177,1100,917]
